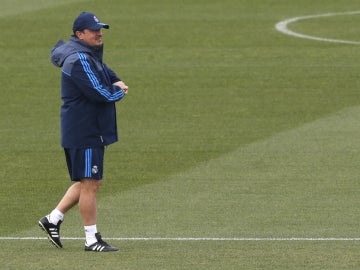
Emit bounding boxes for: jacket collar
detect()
[70,36,104,61]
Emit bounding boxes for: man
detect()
[38,12,128,252]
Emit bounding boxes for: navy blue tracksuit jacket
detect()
[50,37,125,149]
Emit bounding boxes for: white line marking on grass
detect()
[275,11,360,44]
[2,237,360,241]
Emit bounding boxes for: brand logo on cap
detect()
[94,15,99,23]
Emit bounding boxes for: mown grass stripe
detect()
[2,237,360,241]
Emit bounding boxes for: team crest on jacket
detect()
[92,165,98,174]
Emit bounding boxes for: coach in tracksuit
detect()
[39,12,128,252]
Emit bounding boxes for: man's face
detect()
[76,29,103,47]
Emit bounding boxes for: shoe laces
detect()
[95,233,110,246]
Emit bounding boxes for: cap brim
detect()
[89,23,109,30]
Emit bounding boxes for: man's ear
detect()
[75,31,82,39]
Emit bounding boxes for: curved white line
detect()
[275,11,360,45]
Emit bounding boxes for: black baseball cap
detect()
[73,12,109,32]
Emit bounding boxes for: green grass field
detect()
[1,0,360,269]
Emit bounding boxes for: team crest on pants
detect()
[92,165,98,174]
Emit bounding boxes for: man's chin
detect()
[94,42,103,47]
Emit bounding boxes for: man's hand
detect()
[113,81,129,94]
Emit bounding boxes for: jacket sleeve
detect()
[71,52,125,103]
[103,63,122,84]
